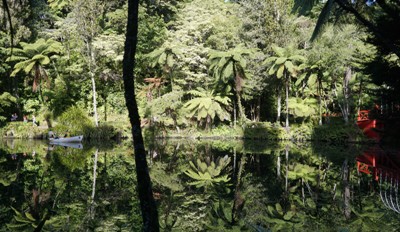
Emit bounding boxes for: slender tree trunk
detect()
[122,1,159,231]
[285,75,289,129]
[357,76,363,114]
[342,158,351,219]
[104,95,108,122]
[90,149,98,219]
[277,155,281,178]
[277,87,281,123]
[87,41,99,127]
[285,145,289,192]
[91,73,99,127]
[342,67,352,124]
[237,92,244,121]
[233,103,237,127]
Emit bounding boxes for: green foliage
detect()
[243,122,288,140]
[312,124,367,142]
[0,122,45,138]
[288,97,317,119]
[53,105,117,139]
[0,92,17,124]
[54,106,92,135]
[7,38,63,92]
[184,89,231,129]
[289,124,313,141]
[264,44,305,80]
[144,91,185,128]
[209,44,255,93]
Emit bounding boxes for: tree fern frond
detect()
[311,0,335,41]
[292,0,319,15]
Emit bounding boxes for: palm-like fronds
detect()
[6,38,63,92]
[208,44,255,91]
[184,89,231,124]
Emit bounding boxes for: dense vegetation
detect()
[1,0,399,141]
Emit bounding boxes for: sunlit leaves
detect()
[6,38,63,93]
[183,89,231,127]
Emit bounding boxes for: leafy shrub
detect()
[0,122,45,138]
[289,124,313,141]
[0,92,17,126]
[243,122,288,140]
[312,124,367,142]
[53,106,119,140]
[54,106,92,136]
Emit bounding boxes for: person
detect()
[11,113,18,121]
[23,115,28,123]
[32,115,37,126]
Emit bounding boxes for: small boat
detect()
[49,135,83,143]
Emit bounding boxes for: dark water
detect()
[1,139,400,231]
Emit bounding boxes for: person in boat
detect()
[48,131,59,139]
[10,113,18,121]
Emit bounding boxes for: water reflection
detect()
[0,139,399,231]
[356,146,400,215]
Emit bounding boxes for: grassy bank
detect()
[144,122,370,143]
[0,120,370,143]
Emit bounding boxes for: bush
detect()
[0,122,45,139]
[53,106,119,140]
[53,106,92,136]
[312,124,367,142]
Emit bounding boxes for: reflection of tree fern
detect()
[206,200,245,231]
[263,202,304,231]
[6,206,50,231]
[184,155,231,190]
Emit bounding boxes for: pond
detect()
[1,138,400,231]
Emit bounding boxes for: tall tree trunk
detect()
[277,87,281,123]
[87,41,99,127]
[122,1,159,231]
[89,149,98,219]
[285,75,289,129]
[237,92,244,121]
[233,103,237,127]
[285,145,289,192]
[342,158,351,219]
[91,73,99,127]
[342,67,352,124]
[104,95,108,122]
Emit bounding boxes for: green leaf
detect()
[307,73,318,86]
[23,62,36,74]
[284,60,295,74]
[275,57,287,65]
[275,203,283,215]
[283,211,295,221]
[268,64,277,75]
[277,65,285,79]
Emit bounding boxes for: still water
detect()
[1,139,399,231]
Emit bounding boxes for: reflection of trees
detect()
[2,140,400,231]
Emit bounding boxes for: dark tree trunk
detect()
[122,0,159,231]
